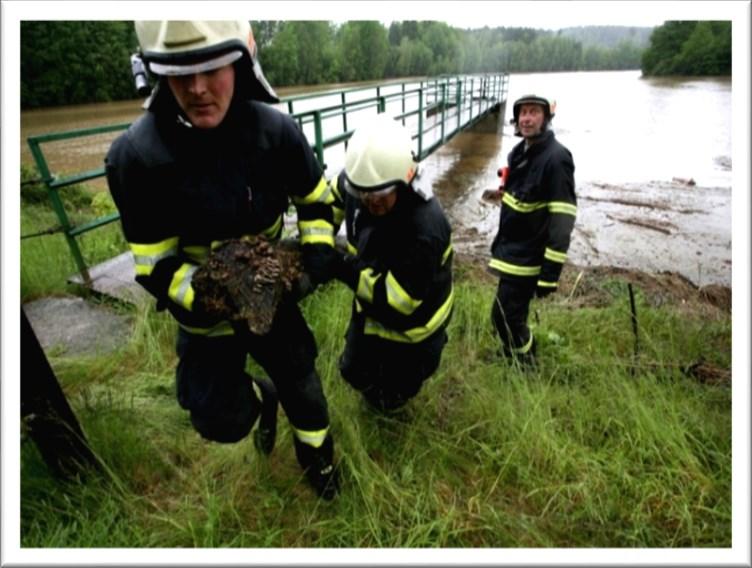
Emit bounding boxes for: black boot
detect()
[252,376,278,455]
[293,434,340,500]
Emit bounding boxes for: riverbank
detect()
[448,178,732,288]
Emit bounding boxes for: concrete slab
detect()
[68,251,150,306]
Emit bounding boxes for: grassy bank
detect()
[20,246,732,547]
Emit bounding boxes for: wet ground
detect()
[420,112,732,288]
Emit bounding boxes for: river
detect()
[20,70,732,286]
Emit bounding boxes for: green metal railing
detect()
[27,73,508,285]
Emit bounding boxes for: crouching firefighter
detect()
[105,21,340,499]
[488,94,577,367]
[329,114,454,412]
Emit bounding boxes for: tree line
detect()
[641,21,731,76]
[21,20,653,109]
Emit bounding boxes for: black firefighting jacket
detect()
[105,99,340,336]
[489,130,576,290]
[333,171,454,344]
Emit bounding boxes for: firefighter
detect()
[105,21,340,499]
[329,115,454,412]
[488,94,577,366]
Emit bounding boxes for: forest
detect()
[640,21,731,76]
[20,20,649,109]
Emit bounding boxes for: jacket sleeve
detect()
[538,148,577,289]
[281,117,344,285]
[105,134,216,326]
[338,234,443,331]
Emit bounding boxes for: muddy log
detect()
[192,236,303,335]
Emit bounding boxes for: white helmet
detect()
[344,114,419,195]
[134,20,278,103]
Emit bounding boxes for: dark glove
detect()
[535,285,556,298]
[290,271,315,301]
[302,245,339,286]
[331,252,359,290]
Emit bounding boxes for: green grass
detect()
[19,188,732,548]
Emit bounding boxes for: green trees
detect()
[21,21,137,108]
[642,21,731,76]
[22,21,672,109]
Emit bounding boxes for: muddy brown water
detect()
[21,71,732,287]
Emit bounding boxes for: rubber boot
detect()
[293,434,340,500]
[252,376,278,455]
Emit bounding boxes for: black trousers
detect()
[490,277,537,357]
[339,315,448,411]
[176,299,329,443]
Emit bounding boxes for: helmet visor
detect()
[148,49,243,76]
[343,177,400,201]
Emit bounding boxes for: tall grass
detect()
[19,180,731,547]
[20,265,731,548]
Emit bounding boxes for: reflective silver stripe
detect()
[168,264,197,310]
[548,201,577,216]
[385,271,422,316]
[488,258,541,277]
[292,426,329,448]
[544,247,567,263]
[298,219,335,246]
[130,237,179,276]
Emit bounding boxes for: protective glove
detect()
[535,285,556,299]
[290,271,316,301]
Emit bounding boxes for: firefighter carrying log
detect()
[106,21,340,499]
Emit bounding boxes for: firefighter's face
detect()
[361,188,398,216]
[167,64,235,129]
[517,104,545,139]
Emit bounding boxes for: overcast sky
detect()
[3,1,737,31]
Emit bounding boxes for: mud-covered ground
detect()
[421,114,732,289]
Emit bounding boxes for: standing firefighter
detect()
[105,21,340,499]
[488,94,577,366]
[330,115,454,412]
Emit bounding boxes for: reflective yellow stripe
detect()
[356,267,379,304]
[292,426,329,448]
[441,243,453,266]
[261,215,283,240]
[385,271,423,315]
[168,263,197,310]
[179,320,235,337]
[292,176,332,206]
[512,333,534,354]
[488,258,541,277]
[183,245,210,264]
[548,201,577,216]
[333,205,345,228]
[537,280,557,288]
[544,247,567,264]
[347,241,358,256]
[502,193,547,213]
[298,219,335,246]
[364,287,454,343]
[130,237,179,276]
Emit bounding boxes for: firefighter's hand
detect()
[535,285,556,299]
[290,271,315,301]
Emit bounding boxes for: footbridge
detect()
[26,73,509,304]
